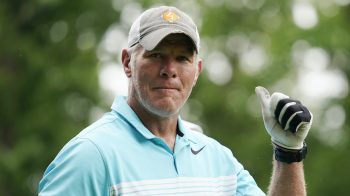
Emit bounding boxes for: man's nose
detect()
[160,58,177,78]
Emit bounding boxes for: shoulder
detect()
[39,137,108,195]
[75,111,133,144]
[77,111,122,137]
[39,112,131,195]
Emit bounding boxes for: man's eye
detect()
[177,56,190,62]
[149,53,162,58]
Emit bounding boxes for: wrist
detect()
[273,142,307,164]
[271,138,304,150]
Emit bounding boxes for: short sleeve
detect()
[235,166,266,196]
[222,147,266,196]
[39,138,108,196]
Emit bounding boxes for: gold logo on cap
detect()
[162,10,179,23]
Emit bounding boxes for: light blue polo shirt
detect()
[39,96,265,196]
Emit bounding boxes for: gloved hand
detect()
[255,86,313,150]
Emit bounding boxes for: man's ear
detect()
[193,59,202,86]
[121,49,132,78]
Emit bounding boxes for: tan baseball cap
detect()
[128,6,200,53]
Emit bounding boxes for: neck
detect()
[128,100,179,151]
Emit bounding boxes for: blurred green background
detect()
[1,0,349,195]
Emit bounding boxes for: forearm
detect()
[268,160,306,196]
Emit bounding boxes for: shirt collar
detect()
[111,96,156,139]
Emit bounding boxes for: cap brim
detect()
[139,28,198,52]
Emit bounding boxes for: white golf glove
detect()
[255,86,313,150]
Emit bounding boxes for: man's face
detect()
[124,33,202,118]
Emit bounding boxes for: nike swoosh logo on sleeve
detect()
[191,146,206,155]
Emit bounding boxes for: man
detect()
[39,6,312,196]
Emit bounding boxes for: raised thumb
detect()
[255,86,271,111]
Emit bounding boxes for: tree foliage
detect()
[1,0,349,195]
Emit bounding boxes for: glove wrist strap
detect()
[274,142,307,163]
